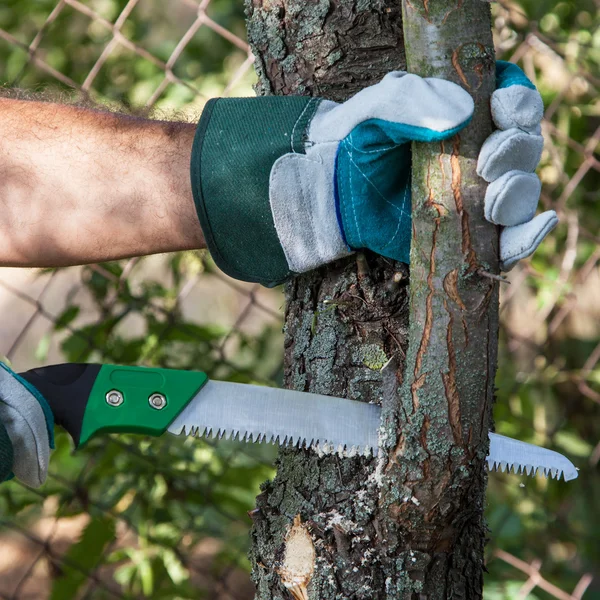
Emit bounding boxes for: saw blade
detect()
[487,432,578,481]
[167,381,381,455]
[167,382,577,480]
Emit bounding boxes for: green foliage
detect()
[0,0,255,107]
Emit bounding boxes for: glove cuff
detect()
[190,96,321,287]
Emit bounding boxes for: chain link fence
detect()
[0,0,597,598]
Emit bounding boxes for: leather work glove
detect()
[190,61,556,287]
[0,362,54,487]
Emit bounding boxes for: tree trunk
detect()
[245,1,498,598]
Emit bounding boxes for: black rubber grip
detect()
[19,363,102,447]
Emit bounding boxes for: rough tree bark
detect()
[245,1,498,598]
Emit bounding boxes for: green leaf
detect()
[162,549,189,585]
[139,556,154,596]
[50,515,116,600]
[54,305,80,330]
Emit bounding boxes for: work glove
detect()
[190,61,556,287]
[0,362,54,487]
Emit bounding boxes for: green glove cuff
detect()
[190,96,321,287]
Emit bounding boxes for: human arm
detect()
[0,97,204,267]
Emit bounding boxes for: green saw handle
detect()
[19,364,209,447]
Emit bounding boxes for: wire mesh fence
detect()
[0,0,597,598]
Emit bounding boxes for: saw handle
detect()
[20,363,101,448]
[19,364,209,448]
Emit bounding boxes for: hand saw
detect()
[19,363,578,481]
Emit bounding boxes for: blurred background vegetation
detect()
[0,0,598,598]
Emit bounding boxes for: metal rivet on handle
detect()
[149,393,167,410]
[106,390,124,407]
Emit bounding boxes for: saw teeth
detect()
[486,461,568,481]
[178,424,380,456]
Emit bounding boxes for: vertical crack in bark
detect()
[412,200,440,414]
[451,48,470,88]
[411,373,427,414]
[441,299,463,445]
[451,136,478,272]
[462,316,469,347]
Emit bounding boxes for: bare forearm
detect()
[0,97,204,267]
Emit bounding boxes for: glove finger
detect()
[485,171,541,226]
[0,420,14,483]
[493,61,543,131]
[500,210,558,271]
[0,365,50,488]
[491,86,544,132]
[310,72,474,143]
[477,128,543,182]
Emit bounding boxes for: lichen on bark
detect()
[245,0,499,598]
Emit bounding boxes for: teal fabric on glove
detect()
[495,60,536,90]
[335,116,469,265]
